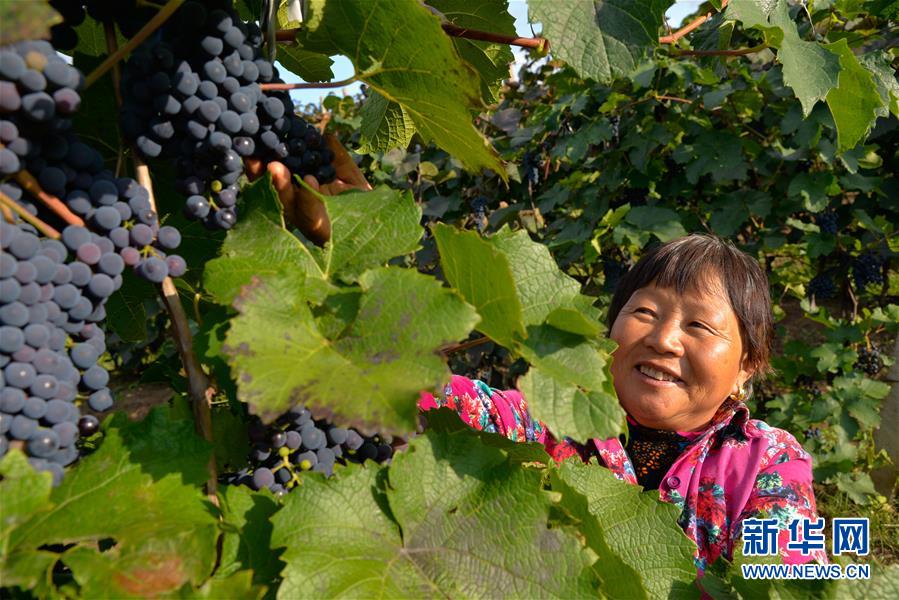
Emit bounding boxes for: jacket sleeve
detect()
[418,374,547,443]
[732,434,829,565]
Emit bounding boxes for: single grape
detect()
[138,257,168,283]
[28,428,60,458]
[78,414,100,436]
[251,467,275,491]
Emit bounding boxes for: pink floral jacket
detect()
[419,375,828,572]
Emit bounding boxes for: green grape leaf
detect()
[545,306,603,338]
[0,451,55,589]
[788,171,839,213]
[429,0,517,103]
[519,366,625,441]
[528,0,672,84]
[311,184,424,282]
[546,467,648,599]
[272,428,596,598]
[225,267,478,433]
[276,46,335,83]
[300,0,504,176]
[184,570,267,599]
[214,486,284,587]
[276,0,302,28]
[3,407,218,597]
[71,14,121,58]
[432,223,526,348]
[0,1,61,47]
[234,0,263,21]
[424,406,554,464]
[556,460,699,599]
[491,226,586,326]
[859,51,899,118]
[727,0,840,117]
[517,324,611,391]
[358,91,417,154]
[625,206,688,242]
[204,176,329,306]
[777,37,841,117]
[105,269,156,343]
[825,39,887,152]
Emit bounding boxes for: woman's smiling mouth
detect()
[635,364,684,385]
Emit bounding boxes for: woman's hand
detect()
[244,134,371,246]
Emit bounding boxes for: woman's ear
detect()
[735,355,755,394]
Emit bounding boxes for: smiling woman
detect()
[608,234,771,433]
[420,234,827,575]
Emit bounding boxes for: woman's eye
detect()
[635,307,654,315]
[691,321,711,331]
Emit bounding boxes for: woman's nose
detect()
[643,319,684,356]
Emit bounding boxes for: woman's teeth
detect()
[638,365,679,382]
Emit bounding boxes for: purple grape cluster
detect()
[852,252,885,291]
[807,273,836,300]
[0,41,186,283]
[855,346,883,376]
[815,210,839,235]
[222,406,395,497]
[1,220,109,484]
[119,0,335,230]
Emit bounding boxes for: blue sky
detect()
[284,0,704,106]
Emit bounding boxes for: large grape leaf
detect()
[517,324,610,391]
[727,0,840,117]
[213,486,284,588]
[272,427,596,598]
[204,176,329,306]
[432,223,526,348]
[824,39,885,153]
[859,51,899,118]
[300,0,504,176]
[491,226,589,326]
[276,47,335,83]
[519,365,625,442]
[310,184,424,282]
[555,460,699,600]
[2,407,218,597]
[0,451,55,589]
[529,0,672,84]
[429,0,517,104]
[545,463,648,600]
[224,267,478,433]
[433,224,617,440]
[357,91,417,154]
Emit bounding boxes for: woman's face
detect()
[609,278,753,432]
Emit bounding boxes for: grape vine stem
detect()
[274,24,549,51]
[0,190,62,238]
[14,171,86,227]
[440,335,491,356]
[659,0,729,44]
[103,21,219,507]
[85,0,185,89]
[674,43,769,57]
[259,75,357,91]
[135,156,219,507]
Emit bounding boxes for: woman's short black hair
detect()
[607,234,773,379]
